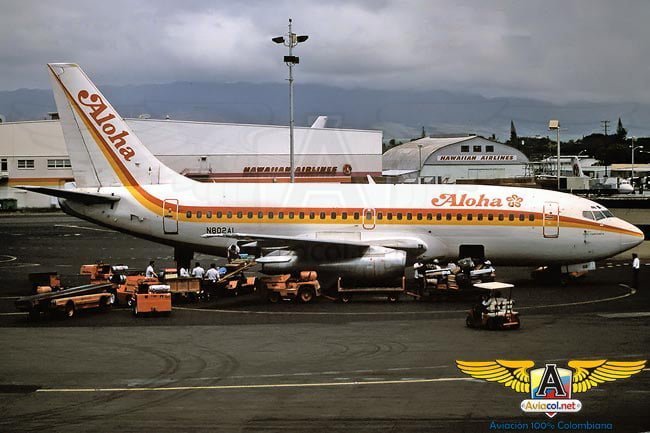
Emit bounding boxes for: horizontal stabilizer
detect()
[14,186,120,205]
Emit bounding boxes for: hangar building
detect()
[0,119,382,208]
[382,135,529,183]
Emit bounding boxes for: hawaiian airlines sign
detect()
[431,193,523,208]
[77,90,135,162]
[438,155,517,161]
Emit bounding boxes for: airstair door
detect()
[163,199,179,234]
[362,208,376,230]
[543,201,560,238]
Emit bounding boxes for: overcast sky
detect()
[2,0,649,103]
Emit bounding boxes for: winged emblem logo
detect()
[456,359,646,418]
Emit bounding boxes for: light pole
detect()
[417,143,423,184]
[272,19,308,183]
[630,137,644,190]
[549,120,561,190]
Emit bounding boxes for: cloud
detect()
[1,0,649,103]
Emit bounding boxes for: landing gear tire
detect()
[387,294,399,303]
[466,316,473,328]
[268,291,281,304]
[340,294,352,304]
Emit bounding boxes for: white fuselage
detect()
[60,182,644,266]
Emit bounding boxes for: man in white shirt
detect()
[145,260,156,278]
[632,253,640,289]
[191,262,205,279]
[205,263,219,282]
[179,267,190,278]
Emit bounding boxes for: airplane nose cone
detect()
[619,219,645,250]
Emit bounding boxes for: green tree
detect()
[616,117,627,140]
[509,120,518,145]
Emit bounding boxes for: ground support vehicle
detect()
[162,276,202,302]
[336,276,406,303]
[115,275,155,306]
[202,260,257,299]
[15,283,114,319]
[79,263,129,285]
[411,262,496,301]
[465,282,520,330]
[132,283,171,316]
[259,271,320,303]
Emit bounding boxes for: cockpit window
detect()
[582,211,595,220]
[593,210,607,220]
[602,210,614,218]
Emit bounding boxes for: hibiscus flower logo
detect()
[507,194,523,208]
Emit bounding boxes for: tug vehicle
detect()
[259,271,320,303]
[465,282,520,330]
[132,282,172,316]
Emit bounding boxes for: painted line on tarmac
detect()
[187,364,450,381]
[35,377,478,394]
[54,224,114,233]
[597,312,650,318]
[0,312,27,316]
[0,255,17,263]
[174,285,635,316]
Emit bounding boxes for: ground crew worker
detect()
[632,253,640,289]
[413,260,425,291]
[192,262,205,279]
[228,244,240,263]
[145,260,156,278]
[179,267,190,277]
[205,263,219,282]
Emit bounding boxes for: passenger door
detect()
[542,201,559,238]
[362,208,376,230]
[163,199,179,234]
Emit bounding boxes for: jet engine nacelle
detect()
[258,246,406,282]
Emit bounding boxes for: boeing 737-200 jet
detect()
[18,63,644,282]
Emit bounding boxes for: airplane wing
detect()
[14,186,120,205]
[201,232,428,254]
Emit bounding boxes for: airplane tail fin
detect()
[47,63,189,188]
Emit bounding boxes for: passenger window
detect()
[397,213,403,220]
[477,214,483,221]
[436,213,442,221]
[467,213,473,221]
[354,212,360,220]
[196,211,202,218]
[258,211,263,219]
[426,213,433,220]
[519,214,525,221]
[236,211,242,218]
[331,212,337,220]
[446,213,452,221]
[406,213,412,220]
[456,213,462,221]
[387,213,393,220]
[488,214,494,221]
[508,214,515,221]
[268,212,274,219]
[342,212,348,220]
[529,214,535,221]
[186,211,192,218]
[498,214,504,221]
[206,211,212,219]
[289,212,294,219]
[320,212,326,219]
[376,212,383,220]
[417,213,422,220]
[278,212,284,219]
[365,211,372,220]
[227,211,232,218]
[247,211,253,219]
[299,212,305,219]
[217,211,223,218]
[309,212,315,219]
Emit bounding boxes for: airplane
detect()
[17,63,644,284]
